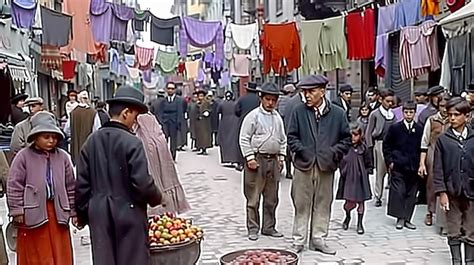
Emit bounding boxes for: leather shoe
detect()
[290,244,304,253]
[248,233,259,241]
[396,219,404,230]
[262,231,284,238]
[424,213,433,226]
[309,240,336,255]
[375,199,382,207]
[404,221,416,230]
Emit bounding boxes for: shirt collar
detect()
[379,106,394,119]
[452,127,468,139]
[259,105,276,115]
[314,98,326,114]
[168,94,176,101]
[403,120,414,130]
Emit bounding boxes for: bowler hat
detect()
[26,111,64,143]
[24,97,44,106]
[414,87,428,96]
[10,93,28,104]
[246,82,258,91]
[257,83,283,96]
[427,86,444,96]
[292,149,315,172]
[297,74,329,90]
[339,84,353,93]
[106,85,148,114]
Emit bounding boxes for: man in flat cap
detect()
[383,101,423,230]
[76,85,161,265]
[239,83,287,241]
[418,86,445,129]
[10,97,44,156]
[333,84,353,121]
[10,93,29,125]
[287,74,351,254]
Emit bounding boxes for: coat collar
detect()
[102,121,134,134]
[445,126,474,142]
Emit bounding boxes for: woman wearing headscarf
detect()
[217,91,240,165]
[135,113,190,214]
[7,111,76,265]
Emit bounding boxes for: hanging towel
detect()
[185,60,200,80]
[155,50,179,73]
[135,45,154,70]
[180,17,224,67]
[230,54,250,77]
[150,15,181,46]
[300,20,323,75]
[41,45,63,70]
[40,6,73,47]
[262,22,301,75]
[225,22,259,60]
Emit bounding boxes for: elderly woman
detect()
[7,111,76,265]
[135,113,190,215]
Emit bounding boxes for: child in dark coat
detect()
[336,122,373,234]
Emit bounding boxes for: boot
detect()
[357,213,365,234]
[342,210,351,230]
[448,239,462,265]
[466,243,474,265]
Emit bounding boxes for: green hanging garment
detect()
[155,50,179,74]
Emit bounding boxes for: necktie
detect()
[168,97,172,103]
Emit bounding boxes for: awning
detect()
[8,65,30,82]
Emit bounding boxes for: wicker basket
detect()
[150,237,202,265]
[220,248,299,265]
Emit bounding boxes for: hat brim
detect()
[257,90,283,96]
[27,128,65,143]
[298,85,326,90]
[106,98,148,114]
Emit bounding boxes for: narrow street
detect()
[1,146,450,264]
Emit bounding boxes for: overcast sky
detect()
[139,0,174,18]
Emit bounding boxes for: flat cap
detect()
[24,97,44,106]
[414,87,428,96]
[402,100,417,110]
[467,83,474,93]
[427,86,444,96]
[339,84,353,93]
[297,74,329,90]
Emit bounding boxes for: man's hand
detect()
[418,163,427,178]
[13,215,24,224]
[279,160,284,171]
[388,162,394,173]
[439,193,450,212]
[247,159,258,170]
[72,217,84,230]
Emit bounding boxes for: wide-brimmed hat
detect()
[297,75,329,90]
[24,97,44,106]
[257,83,283,96]
[106,85,148,114]
[11,93,28,104]
[26,111,64,143]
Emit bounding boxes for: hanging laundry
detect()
[40,6,72,47]
[421,0,440,16]
[203,51,214,68]
[11,0,36,29]
[126,65,141,84]
[90,0,134,43]
[386,32,412,100]
[124,53,135,67]
[300,17,346,74]
[262,21,301,75]
[447,33,471,95]
[150,15,181,46]
[399,20,440,81]
[177,61,186,75]
[346,8,375,60]
[180,17,224,68]
[197,68,206,82]
[446,0,465,13]
[135,45,154,70]
[211,67,222,84]
[77,63,92,89]
[225,22,260,61]
[395,0,422,30]
[134,9,150,31]
[109,48,120,74]
[142,69,152,83]
[41,45,63,70]
[60,0,102,57]
[230,54,250,77]
[375,5,397,77]
[185,60,201,80]
[143,71,162,89]
[155,50,179,73]
[220,70,230,87]
[62,60,77,80]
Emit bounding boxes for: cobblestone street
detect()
[1,147,451,264]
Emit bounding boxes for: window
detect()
[276,0,283,14]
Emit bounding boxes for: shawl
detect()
[135,113,190,214]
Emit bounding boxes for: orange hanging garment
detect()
[262,22,301,75]
[421,0,440,16]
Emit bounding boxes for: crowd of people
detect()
[0,74,473,265]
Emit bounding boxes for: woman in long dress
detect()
[217,91,240,165]
[135,113,190,215]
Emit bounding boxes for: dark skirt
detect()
[336,147,372,202]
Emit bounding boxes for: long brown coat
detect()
[194,100,212,149]
[70,106,96,164]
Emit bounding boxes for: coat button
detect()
[130,204,134,208]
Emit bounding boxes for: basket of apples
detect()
[148,212,203,265]
[220,249,299,265]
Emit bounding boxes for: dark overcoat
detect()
[76,121,162,265]
[332,96,352,121]
[217,100,240,163]
[194,100,212,149]
[178,98,189,147]
[188,101,198,140]
[235,91,260,163]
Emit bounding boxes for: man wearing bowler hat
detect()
[418,86,445,128]
[75,85,162,265]
[333,83,353,121]
[240,82,287,241]
[287,75,351,254]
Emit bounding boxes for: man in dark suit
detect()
[332,84,353,121]
[158,82,184,161]
[383,101,423,230]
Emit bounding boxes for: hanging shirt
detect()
[11,0,36,29]
[150,15,181,46]
[346,8,375,60]
[375,5,396,77]
[318,16,348,71]
[185,60,200,80]
[395,0,422,30]
[40,6,73,47]
[225,22,260,61]
[422,0,440,16]
[230,54,250,77]
[179,17,224,68]
[134,9,150,31]
[262,22,301,75]
[155,50,179,73]
[134,45,154,70]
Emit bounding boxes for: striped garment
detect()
[134,45,154,70]
[399,20,440,80]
